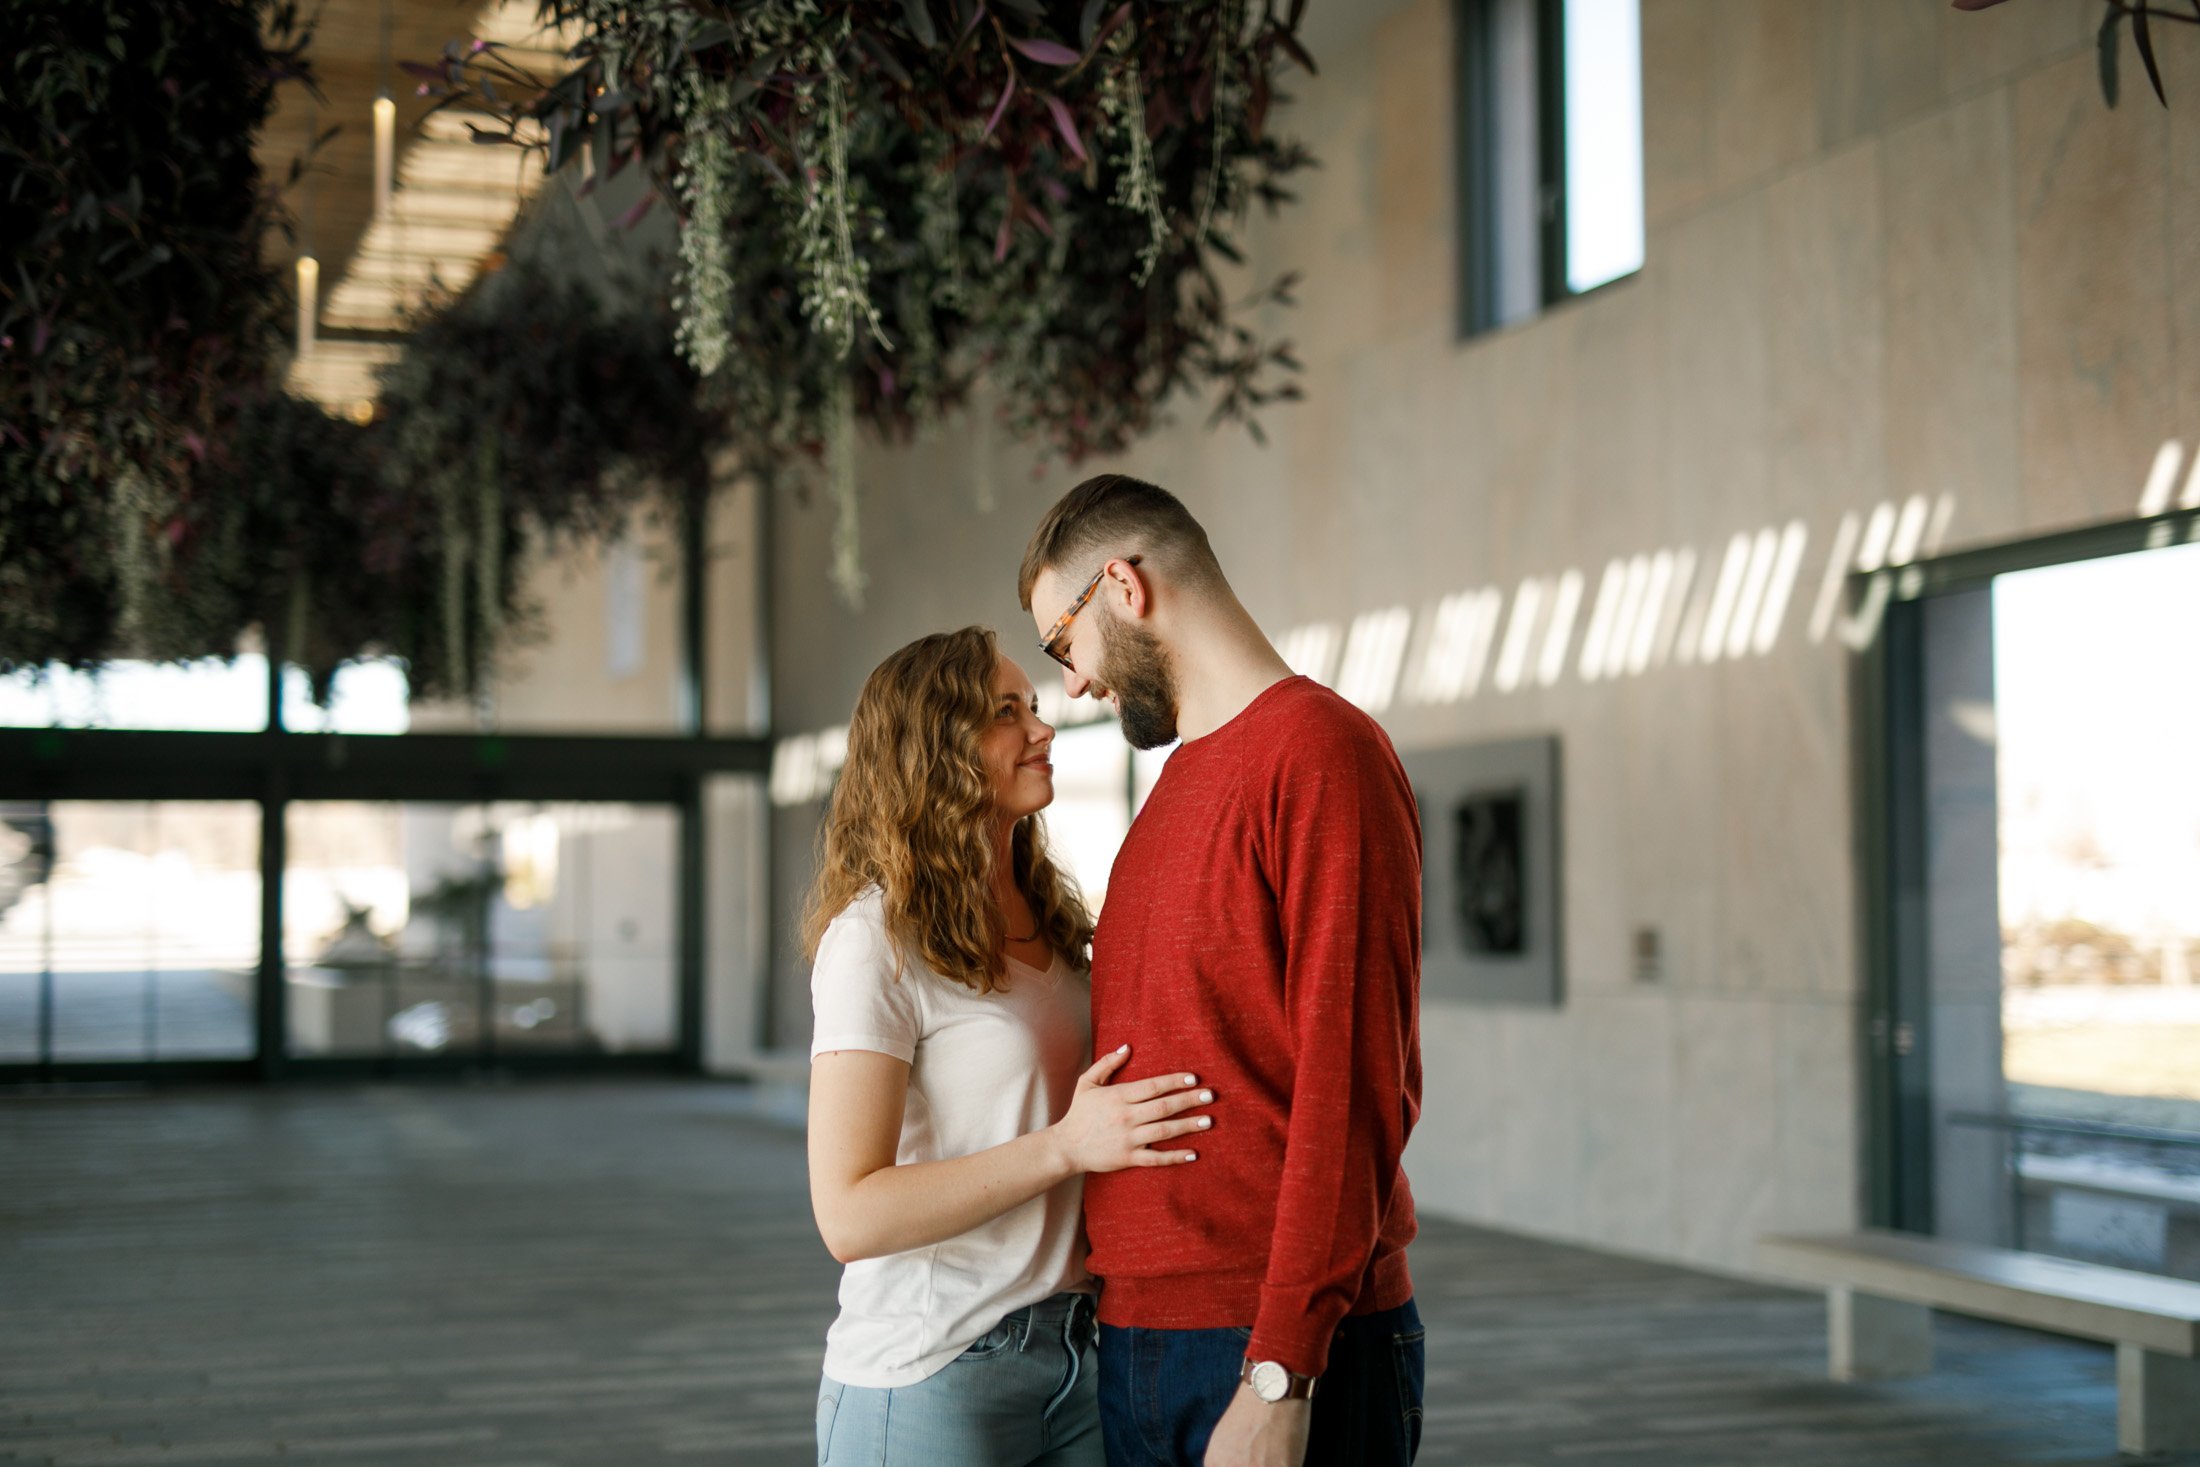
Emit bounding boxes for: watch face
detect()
[1250,1360,1288,1402]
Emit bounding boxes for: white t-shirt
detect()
[809,888,1095,1388]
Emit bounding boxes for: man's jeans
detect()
[1096,1298,1424,1466]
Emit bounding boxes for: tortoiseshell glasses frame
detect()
[1038,555,1140,670]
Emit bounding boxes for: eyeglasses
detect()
[1038,555,1139,670]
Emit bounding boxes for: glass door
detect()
[1887,538,2200,1281]
[0,801,261,1064]
[284,801,679,1062]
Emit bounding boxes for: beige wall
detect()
[764,0,2200,1271]
[412,475,765,738]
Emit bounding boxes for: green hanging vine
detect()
[1,0,1323,688]
[422,0,1320,602]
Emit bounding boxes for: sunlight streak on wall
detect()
[771,501,1999,786]
[1492,579,1546,693]
[1535,571,1584,688]
[1577,561,1628,682]
[1336,608,1414,711]
[1277,623,1342,685]
[2138,439,2185,517]
[1697,534,1752,663]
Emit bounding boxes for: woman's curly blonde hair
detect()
[800,626,1095,992]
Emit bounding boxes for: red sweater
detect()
[1086,675,1422,1376]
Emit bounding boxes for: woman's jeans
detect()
[816,1291,1102,1466]
[1096,1297,1424,1467]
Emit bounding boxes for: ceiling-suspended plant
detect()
[0,0,318,668]
[370,257,725,699]
[422,0,1317,604]
[3,256,725,705]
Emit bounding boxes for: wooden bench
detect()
[1758,1230,2200,1455]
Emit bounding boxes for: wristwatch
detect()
[1240,1357,1319,1402]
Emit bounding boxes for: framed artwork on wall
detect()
[1400,734,1563,1007]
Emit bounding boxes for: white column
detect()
[2118,1343,2200,1455]
[1827,1288,1932,1381]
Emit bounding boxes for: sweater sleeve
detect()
[1246,710,1422,1377]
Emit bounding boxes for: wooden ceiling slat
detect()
[256,1,497,300]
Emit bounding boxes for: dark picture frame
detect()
[1401,734,1564,1007]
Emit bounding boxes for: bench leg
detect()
[1828,1288,1932,1381]
[2118,1343,2200,1455]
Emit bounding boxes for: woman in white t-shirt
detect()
[803,626,1213,1466]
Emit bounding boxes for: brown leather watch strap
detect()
[1239,1357,1319,1402]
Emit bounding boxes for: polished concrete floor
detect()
[0,1081,2189,1467]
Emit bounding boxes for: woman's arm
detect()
[807,1045,1211,1264]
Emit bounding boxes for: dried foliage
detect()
[186,261,724,703]
[0,0,313,666]
[426,0,1318,601]
[2,0,1324,690]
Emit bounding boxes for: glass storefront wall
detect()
[285,802,678,1060]
[0,657,408,734]
[0,801,260,1063]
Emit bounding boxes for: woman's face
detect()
[981,655,1055,823]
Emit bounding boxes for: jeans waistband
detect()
[997,1290,1097,1352]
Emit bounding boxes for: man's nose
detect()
[1060,664,1091,700]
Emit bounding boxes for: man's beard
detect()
[1097,612,1179,750]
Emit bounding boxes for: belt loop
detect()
[1016,1303,1032,1354]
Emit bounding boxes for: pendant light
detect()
[296,102,318,358]
[373,0,395,218]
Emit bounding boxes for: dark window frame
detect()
[0,490,770,1085]
[1453,0,1636,340]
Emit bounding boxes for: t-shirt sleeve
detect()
[809,899,923,1063]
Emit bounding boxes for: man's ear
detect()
[1109,558,1152,620]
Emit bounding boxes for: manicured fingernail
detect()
[1183,1075,1197,1086]
[1183,1151,1198,1161]
[1197,1116,1212,1129]
[1117,1044,1129,1054]
[1199,1090,1213,1102]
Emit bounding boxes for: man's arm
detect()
[1246,715,1421,1376]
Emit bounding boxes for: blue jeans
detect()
[817,1291,1103,1466]
[1097,1298,1424,1467]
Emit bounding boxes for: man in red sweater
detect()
[1019,475,1424,1467]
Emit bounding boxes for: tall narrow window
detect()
[1455,0,1644,336]
[1561,0,1645,294]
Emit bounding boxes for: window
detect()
[284,801,679,1059]
[1454,0,1645,336]
[0,655,409,734]
[1869,534,2200,1281]
[0,802,261,1063]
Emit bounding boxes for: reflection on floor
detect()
[0,1083,2187,1467]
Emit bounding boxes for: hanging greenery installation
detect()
[424,0,1318,600]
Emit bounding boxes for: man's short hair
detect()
[1017,474,1228,612]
